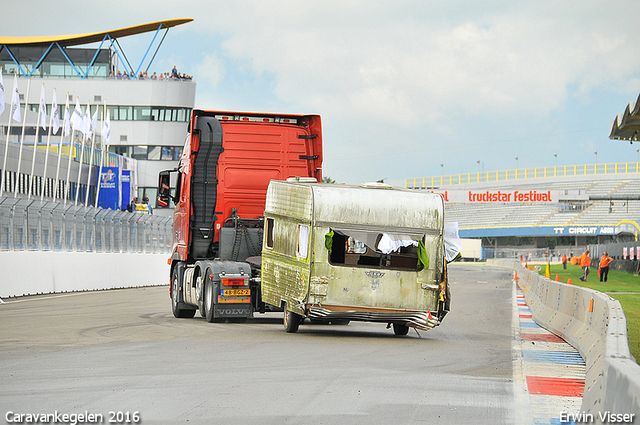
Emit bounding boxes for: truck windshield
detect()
[327,228,427,271]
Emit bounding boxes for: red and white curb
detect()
[513,277,585,424]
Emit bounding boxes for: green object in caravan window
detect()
[325,230,334,253]
[417,240,429,269]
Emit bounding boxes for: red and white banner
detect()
[423,189,559,204]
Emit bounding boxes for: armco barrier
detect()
[489,259,640,423]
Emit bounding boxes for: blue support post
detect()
[134,23,165,78]
[2,46,29,77]
[55,42,84,78]
[83,35,109,79]
[27,43,55,77]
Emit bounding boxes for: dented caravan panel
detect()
[261,180,448,330]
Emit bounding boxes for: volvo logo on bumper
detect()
[215,306,251,316]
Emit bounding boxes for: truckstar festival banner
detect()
[424,189,558,204]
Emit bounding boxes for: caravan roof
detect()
[265,181,444,234]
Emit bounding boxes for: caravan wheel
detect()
[283,303,301,333]
[392,323,409,336]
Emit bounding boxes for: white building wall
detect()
[0,76,195,212]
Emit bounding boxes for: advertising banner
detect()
[96,167,119,210]
[459,224,621,238]
[121,170,131,210]
[424,189,559,204]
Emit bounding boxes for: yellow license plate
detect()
[222,288,250,296]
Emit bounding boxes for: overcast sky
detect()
[5,1,640,186]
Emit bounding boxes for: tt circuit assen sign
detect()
[458,225,621,238]
[552,226,616,235]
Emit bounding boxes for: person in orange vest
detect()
[562,254,568,270]
[599,252,613,283]
[579,250,591,281]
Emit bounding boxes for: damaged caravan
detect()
[260,179,451,335]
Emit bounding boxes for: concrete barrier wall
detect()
[0,251,170,298]
[489,259,640,422]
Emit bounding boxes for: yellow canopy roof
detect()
[609,93,640,142]
[0,19,193,47]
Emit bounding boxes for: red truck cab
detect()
[158,109,322,320]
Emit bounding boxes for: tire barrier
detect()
[489,259,640,423]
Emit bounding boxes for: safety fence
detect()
[406,161,640,188]
[489,259,640,420]
[0,196,172,254]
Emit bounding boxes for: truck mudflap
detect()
[307,305,439,330]
[213,304,253,318]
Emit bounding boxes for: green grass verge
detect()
[533,263,640,362]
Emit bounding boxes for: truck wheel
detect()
[203,275,216,323]
[283,303,301,333]
[171,267,196,319]
[392,323,409,336]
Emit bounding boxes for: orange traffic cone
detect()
[529,266,533,271]
[567,278,572,285]
[514,271,518,281]
[555,274,560,282]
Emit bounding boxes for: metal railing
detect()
[0,197,173,253]
[406,162,640,188]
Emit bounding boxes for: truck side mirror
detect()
[158,170,175,206]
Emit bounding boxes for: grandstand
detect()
[406,162,640,259]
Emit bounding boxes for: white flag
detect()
[0,71,5,116]
[88,109,98,139]
[51,89,59,135]
[39,84,47,130]
[70,97,83,132]
[82,107,90,136]
[101,110,111,145]
[63,95,71,137]
[11,74,21,123]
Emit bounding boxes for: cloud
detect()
[184,1,640,132]
[5,1,640,184]
[195,54,225,89]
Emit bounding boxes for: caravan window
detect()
[327,228,427,271]
[265,218,275,249]
[297,224,310,258]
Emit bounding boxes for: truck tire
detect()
[203,275,220,323]
[392,323,409,336]
[171,267,196,319]
[283,303,301,333]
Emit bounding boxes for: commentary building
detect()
[0,19,195,215]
